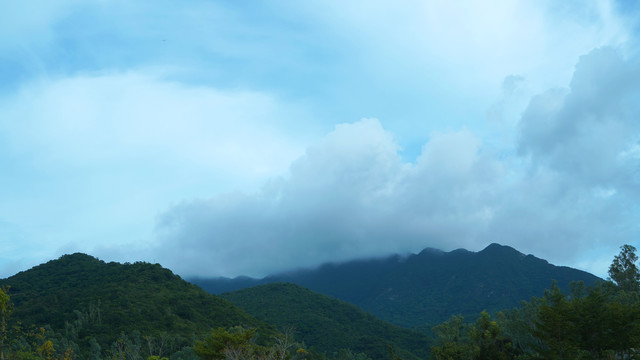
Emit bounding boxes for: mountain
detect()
[221,283,430,360]
[0,253,273,354]
[191,243,601,329]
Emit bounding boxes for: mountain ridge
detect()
[191,243,601,328]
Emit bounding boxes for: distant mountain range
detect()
[191,243,601,328]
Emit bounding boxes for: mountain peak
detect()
[1,252,268,347]
[56,252,103,263]
[479,243,523,256]
[417,247,445,256]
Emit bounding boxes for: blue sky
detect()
[1,0,640,279]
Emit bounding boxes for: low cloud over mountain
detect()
[154,48,640,278]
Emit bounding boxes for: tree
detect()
[471,311,516,360]
[495,297,542,356]
[194,327,257,360]
[194,327,311,360]
[531,283,586,359]
[608,245,640,293]
[269,328,295,360]
[0,287,12,360]
[430,315,473,360]
[431,312,519,360]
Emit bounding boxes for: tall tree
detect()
[608,245,640,293]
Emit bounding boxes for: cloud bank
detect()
[0,71,311,270]
[152,47,640,278]
[1,0,638,279]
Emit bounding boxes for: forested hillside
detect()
[2,246,639,360]
[427,245,640,359]
[192,243,600,328]
[221,283,430,360]
[0,253,274,359]
[0,253,427,360]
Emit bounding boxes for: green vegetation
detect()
[1,254,268,338]
[608,244,640,293]
[0,245,636,360]
[430,311,518,360]
[194,326,311,360]
[221,283,429,360]
[0,254,275,360]
[0,286,312,360]
[429,245,640,359]
[193,244,600,329]
[0,253,420,360]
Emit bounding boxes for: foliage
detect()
[1,287,13,360]
[194,243,600,329]
[330,349,370,360]
[3,246,635,360]
[0,253,433,360]
[194,326,308,360]
[194,327,258,360]
[430,312,517,360]
[430,315,473,360]
[221,283,429,360]
[0,290,78,360]
[1,254,388,360]
[522,280,640,359]
[430,244,640,359]
[470,311,516,360]
[608,244,640,293]
[0,254,274,360]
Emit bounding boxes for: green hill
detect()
[221,282,430,360]
[193,243,601,329]
[0,253,273,355]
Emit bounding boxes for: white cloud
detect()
[153,46,640,279]
[304,0,629,92]
[1,0,638,280]
[500,46,640,267]
[1,71,308,180]
[0,71,312,271]
[518,47,640,190]
[153,119,402,276]
[153,120,504,277]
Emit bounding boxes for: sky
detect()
[1,0,640,279]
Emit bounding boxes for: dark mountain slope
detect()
[192,243,600,328]
[221,283,430,360]
[0,253,272,350]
